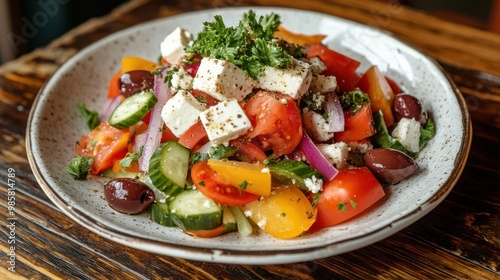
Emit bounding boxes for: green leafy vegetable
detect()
[337,202,348,212]
[76,102,100,130]
[186,10,292,78]
[68,154,94,180]
[372,110,416,158]
[339,88,370,114]
[419,118,435,150]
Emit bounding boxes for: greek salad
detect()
[68,10,435,239]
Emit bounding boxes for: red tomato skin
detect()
[243,91,302,157]
[309,167,385,232]
[334,104,376,143]
[191,161,260,206]
[178,121,208,150]
[306,44,361,92]
[230,139,268,163]
[74,122,130,174]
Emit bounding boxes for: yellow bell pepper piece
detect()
[207,159,271,197]
[121,56,159,73]
[273,25,326,46]
[242,186,316,239]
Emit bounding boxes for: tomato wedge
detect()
[191,161,260,206]
[178,121,208,150]
[243,91,302,157]
[74,122,130,174]
[334,104,376,143]
[309,167,385,232]
[230,139,267,162]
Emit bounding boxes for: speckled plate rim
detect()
[26,6,472,264]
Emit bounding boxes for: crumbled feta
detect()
[261,167,270,173]
[348,140,373,154]
[257,58,312,99]
[161,90,207,138]
[316,142,349,169]
[244,210,253,217]
[391,117,421,153]
[160,27,193,65]
[193,57,254,101]
[302,108,334,142]
[308,57,327,74]
[304,175,324,193]
[200,99,252,145]
[170,67,193,93]
[309,74,337,94]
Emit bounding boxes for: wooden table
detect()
[1,0,499,278]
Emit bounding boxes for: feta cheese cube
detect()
[391,117,421,153]
[308,57,327,74]
[302,108,334,142]
[200,99,252,145]
[193,57,254,101]
[257,58,312,99]
[317,142,349,169]
[161,90,207,138]
[160,27,193,65]
[170,67,193,93]
[309,74,337,94]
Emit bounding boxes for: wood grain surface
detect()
[1,0,499,279]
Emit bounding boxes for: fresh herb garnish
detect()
[76,102,100,130]
[311,192,321,207]
[186,10,292,78]
[239,180,249,189]
[419,118,435,151]
[119,146,143,172]
[350,199,357,209]
[337,201,348,212]
[339,88,370,114]
[190,145,238,165]
[67,154,94,180]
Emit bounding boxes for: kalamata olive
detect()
[364,148,418,184]
[393,94,428,125]
[103,178,155,214]
[118,70,154,97]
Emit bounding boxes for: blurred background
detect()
[0,0,498,64]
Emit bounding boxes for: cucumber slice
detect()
[268,159,324,191]
[148,141,190,196]
[150,202,176,227]
[109,90,157,129]
[222,206,237,233]
[169,190,222,230]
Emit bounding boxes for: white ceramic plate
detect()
[27,7,471,264]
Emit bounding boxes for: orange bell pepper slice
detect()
[273,25,326,46]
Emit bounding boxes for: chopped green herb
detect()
[186,10,292,78]
[311,192,321,207]
[198,181,205,186]
[164,67,179,87]
[119,147,143,172]
[339,88,370,114]
[76,102,100,130]
[337,201,348,212]
[280,212,287,217]
[190,145,238,165]
[67,154,94,180]
[350,199,357,209]
[239,180,249,189]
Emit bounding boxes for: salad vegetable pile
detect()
[68,11,435,239]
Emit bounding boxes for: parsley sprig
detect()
[185,10,292,78]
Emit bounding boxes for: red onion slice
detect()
[99,96,122,122]
[324,91,345,132]
[299,131,338,181]
[138,68,172,171]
